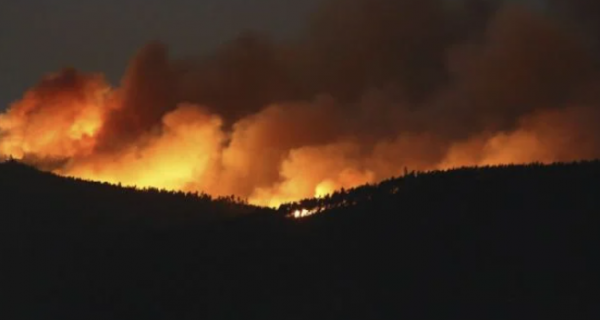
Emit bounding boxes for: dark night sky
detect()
[0,0,322,110]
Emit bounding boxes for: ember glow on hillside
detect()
[2,0,600,207]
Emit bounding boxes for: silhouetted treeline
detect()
[0,159,271,230]
[279,160,600,217]
[2,160,600,319]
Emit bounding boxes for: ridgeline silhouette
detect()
[2,159,600,319]
[0,158,268,230]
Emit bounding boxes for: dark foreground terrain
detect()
[1,160,600,319]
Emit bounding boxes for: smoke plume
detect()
[2,0,600,207]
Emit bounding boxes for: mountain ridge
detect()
[2,159,599,319]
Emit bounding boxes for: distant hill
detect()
[0,159,270,230]
[2,160,600,319]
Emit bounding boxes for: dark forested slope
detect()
[0,159,267,230]
[2,160,600,319]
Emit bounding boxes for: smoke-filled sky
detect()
[0,0,322,109]
[0,0,553,109]
[2,0,600,207]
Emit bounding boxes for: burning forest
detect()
[2,0,600,207]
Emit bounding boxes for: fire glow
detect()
[291,209,319,219]
[2,1,600,209]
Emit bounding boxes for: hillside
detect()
[0,159,270,230]
[2,160,600,319]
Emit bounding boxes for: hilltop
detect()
[2,160,600,319]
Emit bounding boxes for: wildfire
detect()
[291,209,319,219]
[0,67,597,209]
[2,2,600,209]
[315,180,336,199]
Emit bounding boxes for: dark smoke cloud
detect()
[172,32,293,123]
[96,42,176,151]
[426,4,597,139]
[58,0,600,168]
[93,0,497,151]
[3,0,600,205]
[300,0,455,102]
[548,0,600,37]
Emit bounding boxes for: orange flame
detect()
[291,209,319,219]
[0,70,597,209]
[3,4,600,211]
